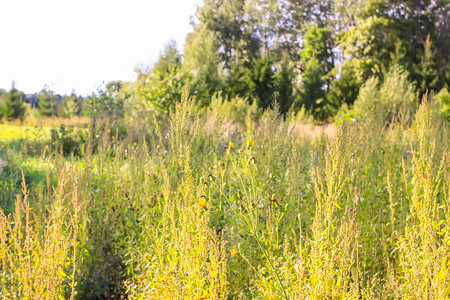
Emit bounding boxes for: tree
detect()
[37,88,57,117]
[298,56,326,114]
[274,53,296,114]
[199,0,259,66]
[245,55,276,109]
[353,64,417,122]
[58,93,79,118]
[327,62,362,113]
[85,81,129,120]
[414,35,440,96]
[183,25,225,106]
[297,26,334,118]
[153,40,182,76]
[134,42,190,114]
[0,87,26,120]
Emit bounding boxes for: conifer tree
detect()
[0,86,26,120]
[37,88,57,117]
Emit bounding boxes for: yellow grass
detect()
[0,124,51,142]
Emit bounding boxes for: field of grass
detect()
[0,124,51,142]
[0,95,448,299]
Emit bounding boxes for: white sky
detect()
[0,0,203,96]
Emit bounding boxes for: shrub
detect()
[353,65,417,124]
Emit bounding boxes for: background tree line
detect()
[133,0,450,121]
[0,81,129,121]
[2,0,449,122]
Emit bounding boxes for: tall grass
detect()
[0,92,448,298]
[0,168,81,299]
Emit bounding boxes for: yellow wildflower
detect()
[247,138,255,147]
[197,198,207,208]
[230,249,238,256]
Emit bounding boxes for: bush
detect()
[50,125,86,156]
[353,65,417,124]
[208,92,260,125]
[435,87,450,121]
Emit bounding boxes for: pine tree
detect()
[153,40,182,76]
[183,25,224,107]
[245,55,276,109]
[298,26,334,119]
[274,53,296,114]
[37,88,57,117]
[0,87,26,120]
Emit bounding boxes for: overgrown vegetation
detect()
[0,0,449,298]
[0,88,448,298]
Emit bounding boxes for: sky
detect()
[0,0,203,96]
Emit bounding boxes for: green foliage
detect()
[225,59,251,100]
[245,55,276,109]
[298,56,326,111]
[327,63,362,112]
[58,94,80,118]
[353,65,417,123]
[298,27,334,119]
[352,76,380,118]
[183,25,225,107]
[208,92,260,124]
[199,0,259,66]
[445,62,450,89]
[0,87,26,120]
[50,125,85,156]
[300,26,334,70]
[84,81,128,120]
[274,53,296,114]
[435,87,450,121]
[119,0,448,121]
[37,88,58,117]
[413,35,440,96]
[134,68,190,114]
[133,44,190,114]
[153,40,182,76]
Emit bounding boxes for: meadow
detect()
[0,93,448,299]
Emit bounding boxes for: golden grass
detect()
[0,93,448,299]
[2,116,90,127]
[0,124,51,142]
